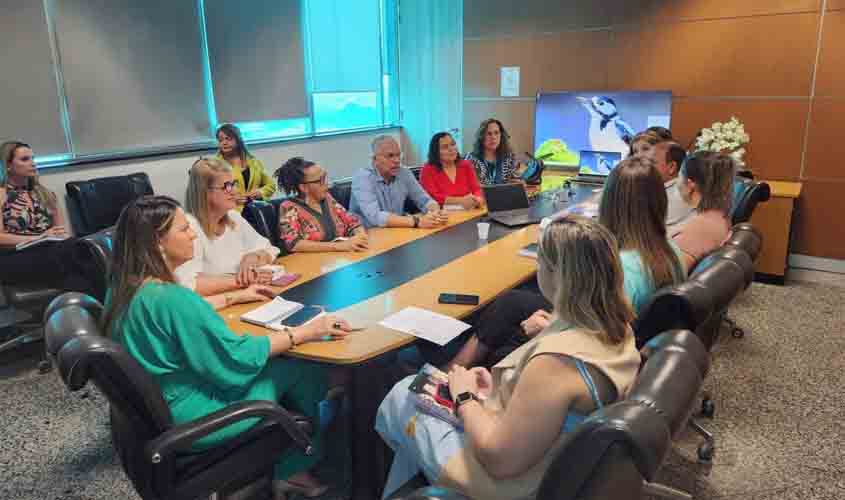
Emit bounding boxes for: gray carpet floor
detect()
[0,281,843,500]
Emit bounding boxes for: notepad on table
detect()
[15,234,67,251]
[442,204,466,211]
[240,296,303,328]
[379,306,471,346]
[518,243,538,259]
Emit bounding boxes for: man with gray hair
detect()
[350,135,447,228]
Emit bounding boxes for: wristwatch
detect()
[412,215,420,228]
[454,391,480,409]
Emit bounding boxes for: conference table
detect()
[221,183,597,499]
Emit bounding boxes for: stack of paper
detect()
[241,297,303,328]
[379,307,471,346]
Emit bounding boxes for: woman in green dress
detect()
[103,195,350,499]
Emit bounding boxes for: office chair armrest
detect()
[146,400,314,462]
[394,486,470,500]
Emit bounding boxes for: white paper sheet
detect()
[379,307,472,346]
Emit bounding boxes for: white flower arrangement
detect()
[695,116,751,167]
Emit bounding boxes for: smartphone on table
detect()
[438,293,480,306]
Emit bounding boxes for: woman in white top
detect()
[175,158,281,309]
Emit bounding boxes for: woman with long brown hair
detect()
[671,151,735,271]
[104,195,351,498]
[465,118,518,185]
[599,156,685,313]
[0,141,96,294]
[376,216,640,500]
[216,123,276,210]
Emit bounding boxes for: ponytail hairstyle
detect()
[102,195,181,337]
[274,157,315,197]
[681,151,735,214]
[0,141,57,211]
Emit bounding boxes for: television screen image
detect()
[534,90,672,167]
[578,150,623,175]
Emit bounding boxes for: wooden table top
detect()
[222,209,541,365]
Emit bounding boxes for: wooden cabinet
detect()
[750,181,802,281]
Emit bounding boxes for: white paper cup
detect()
[477,222,491,239]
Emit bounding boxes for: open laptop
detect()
[482,184,541,227]
[573,150,623,185]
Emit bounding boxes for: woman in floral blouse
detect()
[0,141,95,293]
[274,157,368,253]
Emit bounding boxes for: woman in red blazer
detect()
[420,132,483,210]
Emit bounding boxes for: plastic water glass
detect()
[477,222,491,239]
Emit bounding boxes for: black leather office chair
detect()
[723,223,763,266]
[329,180,353,210]
[396,330,709,500]
[633,281,714,349]
[730,178,770,225]
[48,300,315,500]
[0,228,113,369]
[242,198,288,256]
[690,248,752,341]
[66,172,153,236]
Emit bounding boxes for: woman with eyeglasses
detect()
[275,157,368,253]
[216,123,276,210]
[465,118,518,185]
[0,141,98,295]
[174,158,282,309]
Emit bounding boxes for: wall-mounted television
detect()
[533,90,672,168]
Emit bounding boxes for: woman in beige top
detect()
[671,151,734,272]
[375,216,641,500]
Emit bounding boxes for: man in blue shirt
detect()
[350,135,447,228]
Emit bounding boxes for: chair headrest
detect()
[56,330,173,433]
[628,334,707,437]
[44,298,104,357]
[634,281,714,347]
[540,400,671,499]
[724,224,762,262]
[690,258,747,311]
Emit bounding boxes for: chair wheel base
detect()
[732,327,745,338]
[697,441,715,463]
[38,360,52,374]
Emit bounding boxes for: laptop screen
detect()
[578,150,623,175]
[482,184,530,212]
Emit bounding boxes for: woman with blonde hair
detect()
[216,123,275,210]
[376,216,641,500]
[174,157,281,309]
[0,141,95,293]
[671,151,735,271]
[104,195,351,498]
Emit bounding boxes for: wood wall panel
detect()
[803,98,845,179]
[608,13,819,97]
[463,100,535,155]
[463,31,611,98]
[609,0,819,24]
[464,0,613,38]
[814,10,845,96]
[828,0,845,10]
[670,98,807,180]
[791,179,845,259]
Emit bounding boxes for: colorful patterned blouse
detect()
[278,194,362,252]
[2,185,54,235]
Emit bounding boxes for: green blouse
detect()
[112,282,272,447]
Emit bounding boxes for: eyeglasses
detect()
[301,173,328,185]
[209,181,236,192]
